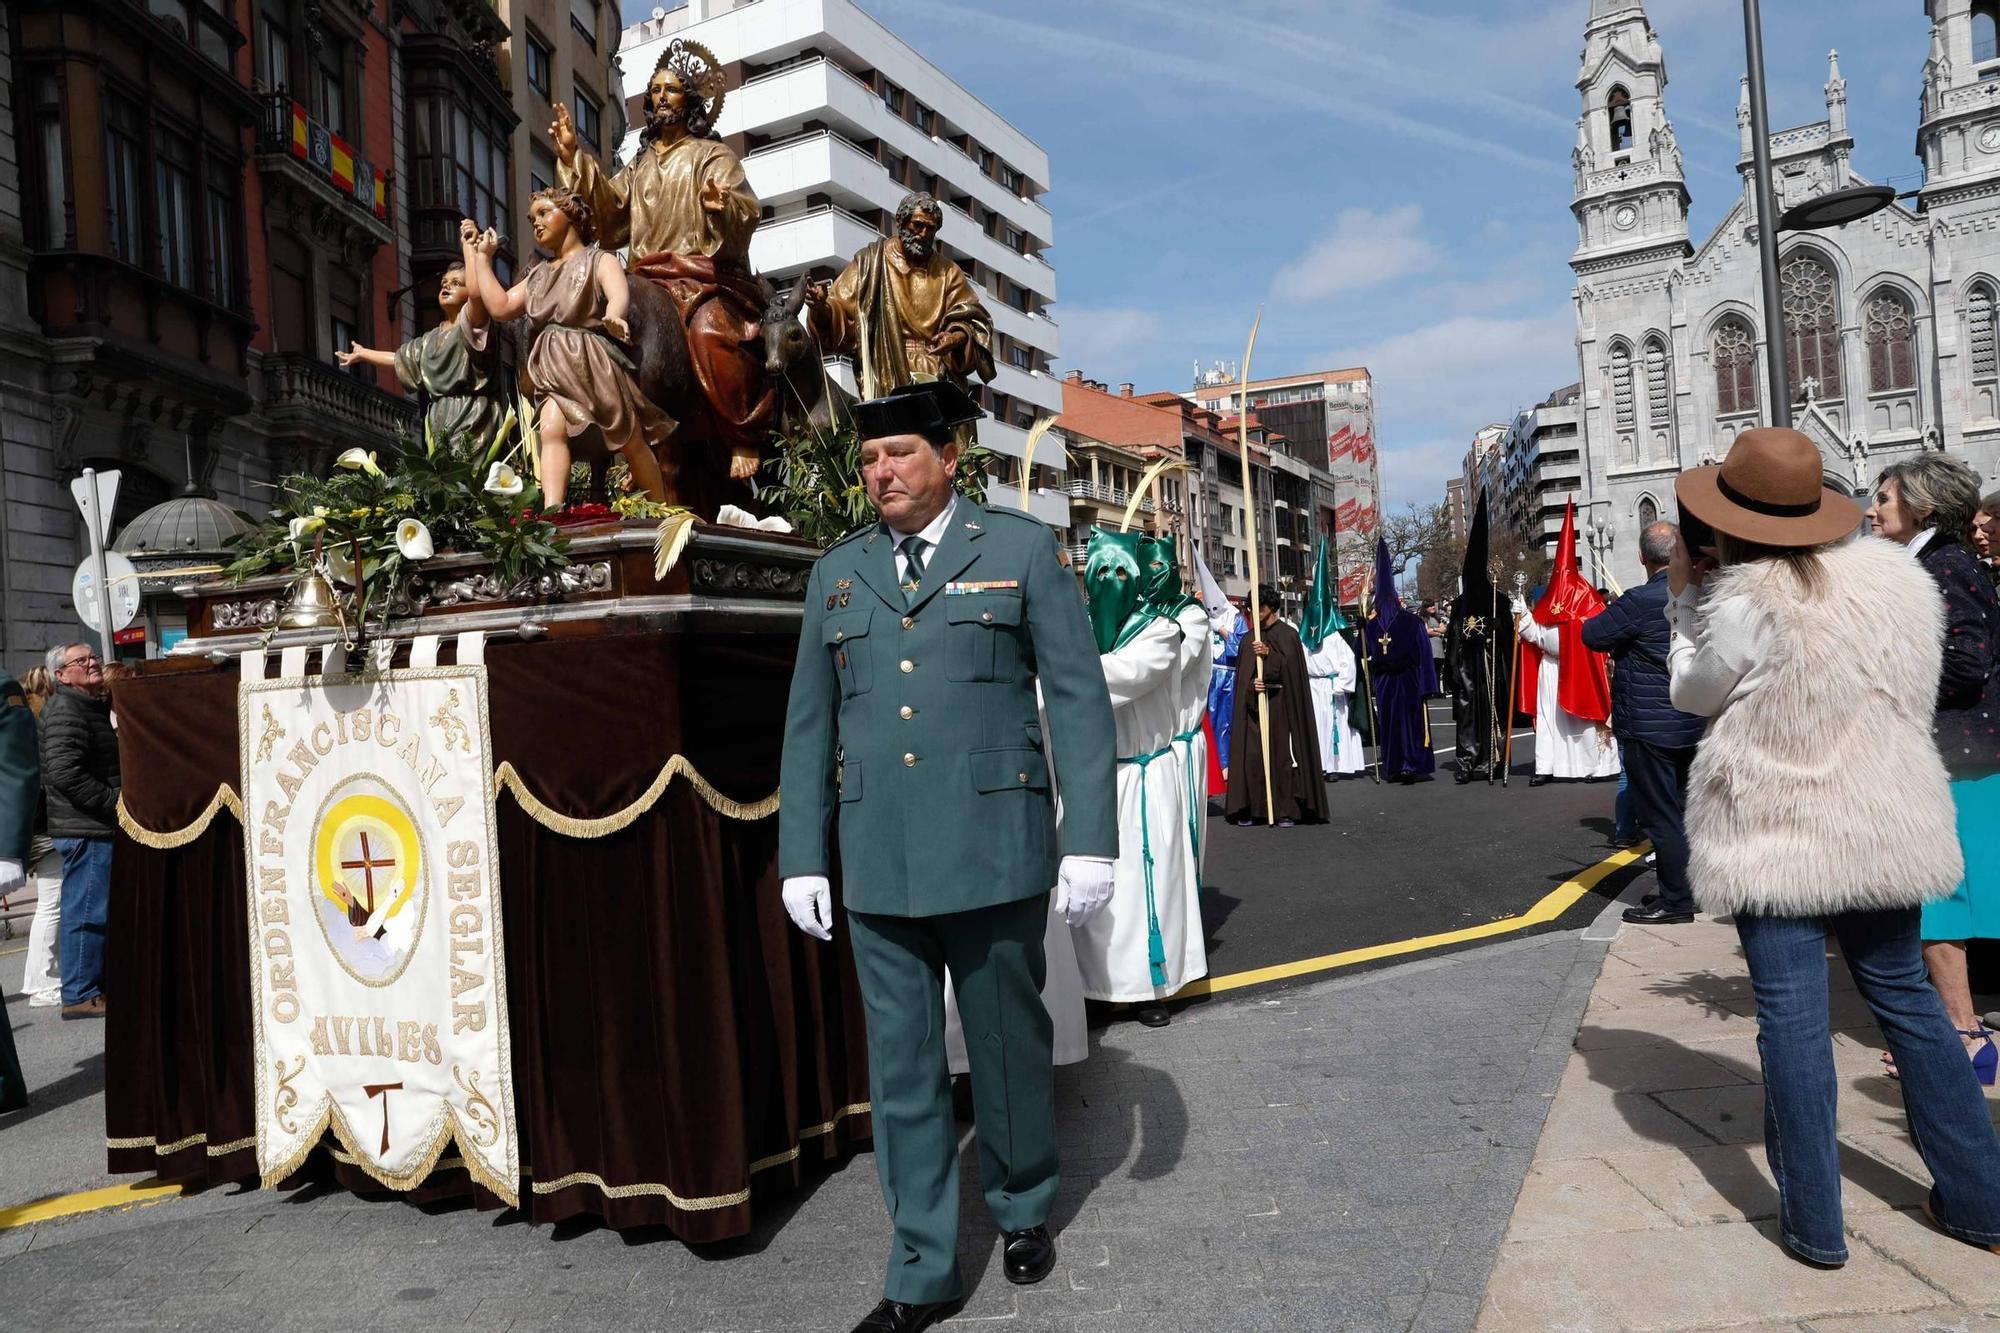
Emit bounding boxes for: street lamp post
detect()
[1740,0,1897,432]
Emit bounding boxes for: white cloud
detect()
[1270,206,1437,304]
[1054,307,1172,379]
[1330,310,1581,509]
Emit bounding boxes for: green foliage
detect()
[755,421,994,550]
[224,413,568,631]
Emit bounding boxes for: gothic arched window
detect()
[1610,342,1635,430]
[1971,282,1998,385]
[1637,497,1659,530]
[1712,317,1759,416]
[1643,336,1671,428]
[1607,86,1633,153]
[1864,289,1917,394]
[1781,253,1843,404]
[1976,0,2000,66]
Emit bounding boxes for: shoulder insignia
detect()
[825,523,879,554]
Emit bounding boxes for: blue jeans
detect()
[1614,764,1636,841]
[1737,907,2000,1263]
[56,836,111,1005]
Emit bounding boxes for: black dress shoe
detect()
[1454,770,1473,784]
[1528,775,1551,787]
[1134,1003,1170,1028]
[1622,904,1694,925]
[850,1297,964,1332]
[1002,1224,1057,1285]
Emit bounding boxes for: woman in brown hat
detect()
[1665,427,2000,1267]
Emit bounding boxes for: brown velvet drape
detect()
[104,629,870,1242]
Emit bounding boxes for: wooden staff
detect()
[1485,579,1500,785]
[1356,559,1384,784]
[1502,623,1522,788]
[1237,312,1276,823]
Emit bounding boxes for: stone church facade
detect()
[1572,0,2000,588]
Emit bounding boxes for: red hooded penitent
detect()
[1515,500,1613,724]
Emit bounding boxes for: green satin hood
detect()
[1085,529,1155,654]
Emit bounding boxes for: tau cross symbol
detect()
[340,831,395,914]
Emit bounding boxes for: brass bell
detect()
[278,568,340,630]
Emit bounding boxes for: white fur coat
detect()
[1686,536,1964,917]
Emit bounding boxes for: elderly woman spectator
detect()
[1864,456,2000,1086]
[1667,428,2000,1267]
[40,642,119,1019]
[10,663,58,1006]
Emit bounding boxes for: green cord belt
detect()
[1169,727,1203,866]
[1117,742,1174,987]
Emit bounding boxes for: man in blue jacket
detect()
[1581,522,1706,925]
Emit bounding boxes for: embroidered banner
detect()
[239,665,517,1203]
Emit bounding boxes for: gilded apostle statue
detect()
[552,39,773,493]
[805,191,996,402]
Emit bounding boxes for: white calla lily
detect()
[335,447,383,476]
[325,546,356,586]
[288,514,325,543]
[395,518,435,561]
[483,461,524,497]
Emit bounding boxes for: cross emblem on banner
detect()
[339,830,396,913]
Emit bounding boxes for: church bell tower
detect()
[1918,0,2000,208]
[1571,0,1691,267]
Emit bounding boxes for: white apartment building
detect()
[617,0,1070,529]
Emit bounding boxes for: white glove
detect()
[781,875,834,941]
[1053,856,1115,927]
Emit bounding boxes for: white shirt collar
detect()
[890,495,958,551]
[1908,527,1937,556]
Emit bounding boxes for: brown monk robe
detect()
[1224,595,1330,827]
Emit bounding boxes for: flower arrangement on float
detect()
[224,401,571,643]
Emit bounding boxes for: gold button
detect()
[835,630,845,642]
[899,706,914,720]
[901,616,915,629]
[1018,772,1029,783]
[900,659,914,673]
[981,611,993,622]
[903,753,917,767]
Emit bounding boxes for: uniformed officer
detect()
[779,380,1118,1333]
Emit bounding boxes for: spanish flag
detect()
[371,170,387,218]
[289,101,309,159]
[330,134,355,192]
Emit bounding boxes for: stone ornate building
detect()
[1572,0,2000,587]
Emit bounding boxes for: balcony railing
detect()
[257,93,389,226]
[1063,479,1154,512]
[261,353,419,443]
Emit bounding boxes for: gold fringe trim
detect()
[105,1131,257,1158]
[492,757,779,836]
[116,787,244,850]
[261,1096,519,1209]
[531,1102,870,1211]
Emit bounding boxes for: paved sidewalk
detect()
[2,929,1604,1333]
[1477,913,2000,1333]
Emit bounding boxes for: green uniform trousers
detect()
[847,894,1058,1305]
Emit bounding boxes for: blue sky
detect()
[627,1,1930,509]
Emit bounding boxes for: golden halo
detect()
[667,38,729,126]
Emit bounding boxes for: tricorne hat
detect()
[1674,427,1861,548]
[851,379,984,443]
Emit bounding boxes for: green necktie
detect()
[902,535,929,605]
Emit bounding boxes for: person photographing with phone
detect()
[1662,427,2000,1267]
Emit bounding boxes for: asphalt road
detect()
[1195,700,1647,985]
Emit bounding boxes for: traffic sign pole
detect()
[80,467,115,660]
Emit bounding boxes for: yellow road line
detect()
[1175,843,1650,1000]
[0,1179,185,1230]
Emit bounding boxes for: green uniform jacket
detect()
[779,499,1118,917]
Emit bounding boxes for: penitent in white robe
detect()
[1170,603,1216,885]
[1072,616,1205,1003]
[945,685,1088,1075]
[1305,632,1366,776]
[1516,617,1620,780]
